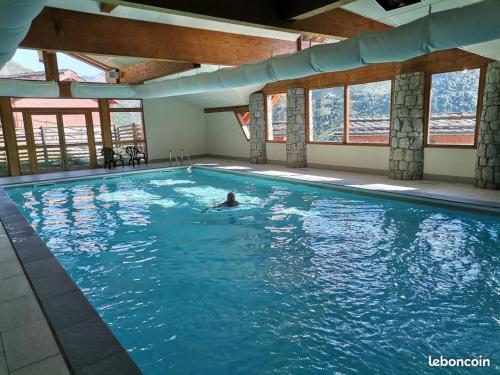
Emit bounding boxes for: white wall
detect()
[423,148,476,178]
[143,97,206,160]
[307,144,390,172]
[205,112,249,158]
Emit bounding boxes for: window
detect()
[109,99,142,109]
[0,49,45,81]
[309,86,344,142]
[56,53,106,83]
[266,93,287,141]
[348,80,391,144]
[428,69,480,146]
[109,100,146,152]
[234,111,250,141]
[0,117,8,176]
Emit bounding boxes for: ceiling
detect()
[45,0,500,107]
[343,0,483,26]
[46,0,301,41]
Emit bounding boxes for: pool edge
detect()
[0,188,143,375]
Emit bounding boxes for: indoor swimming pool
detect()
[6,167,500,374]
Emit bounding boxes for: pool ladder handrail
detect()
[169,149,180,167]
[180,148,192,166]
[169,148,192,167]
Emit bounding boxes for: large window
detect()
[57,53,106,83]
[428,69,480,146]
[0,49,45,81]
[309,81,391,144]
[109,100,146,152]
[234,111,250,141]
[266,93,287,142]
[309,86,344,142]
[348,80,391,144]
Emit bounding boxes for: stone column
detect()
[388,72,425,180]
[249,92,267,164]
[475,61,500,189]
[286,88,307,168]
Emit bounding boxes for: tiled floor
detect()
[0,224,70,375]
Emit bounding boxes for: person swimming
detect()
[202,192,239,212]
[216,192,240,208]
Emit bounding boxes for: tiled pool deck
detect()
[0,157,498,375]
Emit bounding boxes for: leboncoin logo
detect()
[428,356,491,368]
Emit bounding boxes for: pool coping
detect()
[0,161,498,375]
[0,189,142,374]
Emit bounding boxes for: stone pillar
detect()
[388,72,425,180]
[249,92,267,164]
[475,61,500,189]
[286,88,307,168]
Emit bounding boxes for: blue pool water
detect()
[7,167,500,374]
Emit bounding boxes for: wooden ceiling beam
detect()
[20,7,297,66]
[41,51,59,81]
[93,0,390,39]
[204,105,249,113]
[120,60,201,84]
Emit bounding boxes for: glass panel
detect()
[111,112,145,152]
[0,117,8,176]
[309,86,344,142]
[31,115,63,171]
[235,111,250,140]
[0,49,45,80]
[348,80,391,144]
[428,69,480,146]
[266,93,287,141]
[92,112,104,165]
[12,98,99,109]
[56,53,106,83]
[109,99,142,109]
[61,114,91,169]
[13,114,31,174]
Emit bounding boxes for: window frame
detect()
[265,92,287,143]
[306,78,393,147]
[423,67,486,149]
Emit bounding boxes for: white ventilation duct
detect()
[0,79,59,98]
[0,0,47,67]
[0,0,59,97]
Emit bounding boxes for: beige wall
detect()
[143,97,206,160]
[206,112,249,158]
[423,148,476,178]
[307,144,390,172]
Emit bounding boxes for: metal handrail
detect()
[180,148,192,165]
[169,149,180,167]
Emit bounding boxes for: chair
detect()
[101,147,124,169]
[125,146,148,167]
